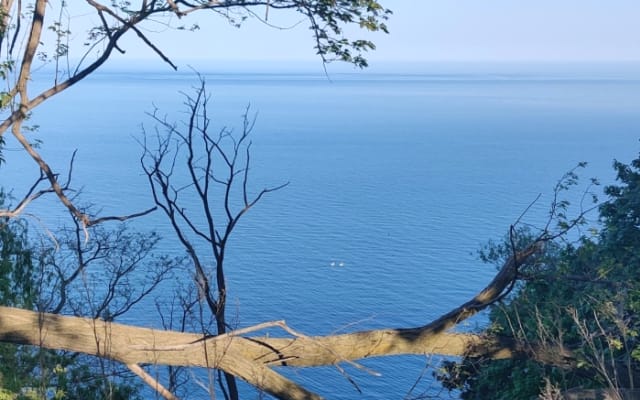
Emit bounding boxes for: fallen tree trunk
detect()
[0,241,567,399]
[0,307,535,365]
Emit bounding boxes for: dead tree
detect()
[140,78,287,399]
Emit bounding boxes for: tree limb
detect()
[0,242,572,400]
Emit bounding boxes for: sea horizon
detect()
[2,62,639,398]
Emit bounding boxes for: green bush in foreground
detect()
[437,153,640,399]
[0,191,141,400]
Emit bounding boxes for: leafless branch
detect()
[128,363,180,400]
[87,206,158,226]
[140,76,288,398]
[87,1,177,70]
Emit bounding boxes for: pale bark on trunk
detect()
[0,241,570,399]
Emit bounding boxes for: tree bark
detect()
[0,242,569,399]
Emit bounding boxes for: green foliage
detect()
[438,358,552,400]
[81,1,391,68]
[0,193,34,309]
[298,0,392,67]
[437,153,640,398]
[0,193,142,399]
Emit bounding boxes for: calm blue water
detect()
[2,63,640,399]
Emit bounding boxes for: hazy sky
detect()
[68,1,639,66]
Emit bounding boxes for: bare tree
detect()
[140,78,287,399]
[37,208,177,319]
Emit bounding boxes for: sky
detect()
[65,1,640,69]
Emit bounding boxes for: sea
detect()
[1,61,640,399]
